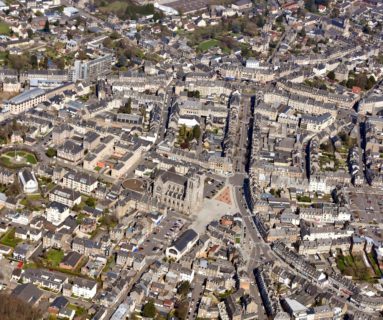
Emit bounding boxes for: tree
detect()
[55,57,65,70]
[175,300,188,320]
[192,125,201,140]
[142,301,156,318]
[103,37,113,48]
[179,124,186,138]
[119,98,132,114]
[45,148,57,158]
[327,70,335,81]
[116,55,127,68]
[26,28,33,39]
[0,294,42,320]
[77,50,88,60]
[178,281,190,296]
[298,28,306,37]
[43,20,50,33]
[304,0,317,12]
[110,31,120,40]
[85,197,97,208]
[30,55,38,68]
[153,11,164,22]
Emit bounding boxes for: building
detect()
[153,170,205,215]
[11,283,43,307]
[46,201,71,226]
[22,269,68,293]
[166,229,199,261]
[72,278,97,299]
[57,140,84,163]
[62,170,98,195]
[71,55,113,82]
[59,251,83,270]
[49,186,82,208]
[18,169,38,193]
[3,88,46,114]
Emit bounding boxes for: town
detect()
[0,0,382,320]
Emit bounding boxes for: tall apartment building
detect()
[71,54,113,82]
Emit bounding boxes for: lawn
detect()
[67,304,87,316]
[46,248,64,267]
[198,39,219,51]
[0,22,10,36]
[0,150,38,168]
[367,253,382,277]
[0,228,22,248]
[99,1,127,13]
[336,254,375,282]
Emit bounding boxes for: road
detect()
[105,257,158,319]
[187,275,205,320]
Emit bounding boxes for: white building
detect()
[62,171,98,195]
[3,88,46,115]
[72,278,97,299]
[166,229,199,261]
[63,7,79,17]
[18,169,38,193]
[46,201,70,226]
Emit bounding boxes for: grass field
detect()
[46,248,64,267]
[198,39,219,51]
[336,253,376,282]
[0,228,22,248]
[100,1,128,12]
[0,22,11,36]
[0,150,38,168]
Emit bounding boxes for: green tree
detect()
[142,301,156,318]
[116,55,127,68]
[179,124,186,138]
[77,50,88,60]
[85,197,96,208]
[45,148,57,158]
[26,28,33,39]
[55,57,65,70]
[110,31,120,40]
[153,11,164,22]
[119,98,132,114]
[30,55,38,68]
[177,281,190,296]
[175,300,188,319]
[192,125,201,140]
[43,20,50,33]
[327,70,335,81]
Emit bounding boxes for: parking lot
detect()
[204,177,225,199]
[348,188,383,224]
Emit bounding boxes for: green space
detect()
[46,249,64,267]
[367,253,382,277]
[0,22,11,36]
[336,253,376,282]
[0,228,22,248]
[0,150,38,168]
[177,124,201,150]
[297,195,311,203]
[67,304,86,316]
[96,0,155,19]
[198,39,219,52]
[102,255,115,272]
